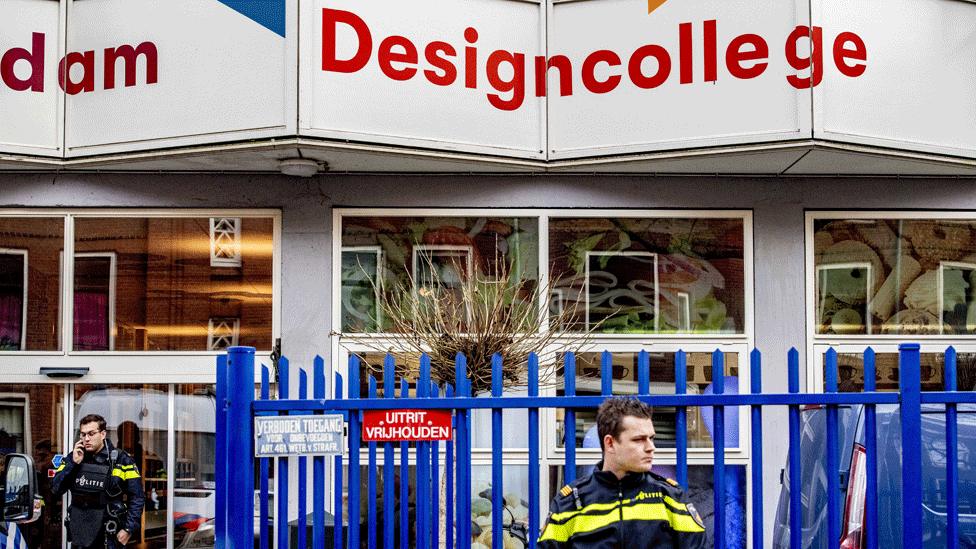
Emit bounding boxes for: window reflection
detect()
[73,217,274,351]
[340,217,539,334]
[0,385,66,549]
[0,217,63,351]
[814,218,976,335]
[74,384,169,549]
[549,217,745,334]
[826,352,976,392]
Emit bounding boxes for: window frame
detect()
[0,208,281,384]
[806,210,976,390]
[0,248,29,351]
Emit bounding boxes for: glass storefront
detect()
[0,384,217,549]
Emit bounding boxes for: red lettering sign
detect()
[362,409,453,442]
[320,9,871,111]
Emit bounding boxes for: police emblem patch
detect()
[559,485,572,497]
[686,503,705,528]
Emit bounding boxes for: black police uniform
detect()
[51,439,146,549]
[539,463,706,549]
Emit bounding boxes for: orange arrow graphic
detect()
[647,0,668,14]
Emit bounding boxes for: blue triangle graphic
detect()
[216,0,286,37]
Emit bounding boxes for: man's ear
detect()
[603,434,615,452]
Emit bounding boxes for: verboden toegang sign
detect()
[362,410,453,442]
[254,414,345,457]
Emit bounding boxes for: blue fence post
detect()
[946,346,959,549]
[399,378,409,549]
[675,350,688,489]
[260,366,271,549]
[564,352,577,483]
[278,358,291,549]
[711,350,726,549]
[749,349,763,549]
[333,372,345,549]
[491,354,504,549]
[455,353,471,549]
[367,375,378,549]
[225,346,255,549]
[418,355,432,549]
[383,355,396,549]
[348,356,362,549]
[824,349,840,548]
[313,357,326,549]
[787,348,802,549]
[446,383,455,549]
[863,348,878,549]
[899,343,923,549]
[298,371,308,549]
[527,354,540,549]
[215,354,227,549]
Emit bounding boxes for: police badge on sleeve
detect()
[686,503,705,529]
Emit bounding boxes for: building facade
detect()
[1,1,975,548]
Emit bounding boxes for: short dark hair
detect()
[596,397,653,452]
[79,414,107,432]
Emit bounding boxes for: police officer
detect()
[52,414,145,549]
[539,398,706,548]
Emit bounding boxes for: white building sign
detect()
[254,414,345,457]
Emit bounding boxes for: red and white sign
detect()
[362,409,453,442]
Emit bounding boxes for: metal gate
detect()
[214,344,974,549]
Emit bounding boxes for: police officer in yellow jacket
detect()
[52,414,145,549]
[539,398,706,548]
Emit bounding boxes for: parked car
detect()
[772,404,976,549]
[1,453,41,545]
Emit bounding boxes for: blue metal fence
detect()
[216,343,976,549]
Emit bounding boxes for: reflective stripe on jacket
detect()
[539,466,706,549]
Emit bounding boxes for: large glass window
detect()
[173,384,217,549]
[0,217,64,351]
[73,217,274,351]
[549,217,745,334]
[337,210,752,526]
[0,385,65,549]
[813,217,976,336]
[340,216,539,333]
[73,384,170,549]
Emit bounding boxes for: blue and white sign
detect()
[254,414,345,457]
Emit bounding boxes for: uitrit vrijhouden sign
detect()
[362,410,453,442]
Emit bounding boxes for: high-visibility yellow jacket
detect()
[539,467,706,549]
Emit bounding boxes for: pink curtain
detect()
[0,295,23,349]
[74,292,109,350]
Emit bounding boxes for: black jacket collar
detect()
[592,460,647,488]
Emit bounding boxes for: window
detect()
[549,216,745,334]
[334,209,753,533]
[812,216,976,337]
[74,216,274,351]
[808,212,976,390]
[0,217,64,351]
[0,249,28,350]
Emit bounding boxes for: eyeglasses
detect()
[80,430,103,439]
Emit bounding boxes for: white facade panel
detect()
[814,0,976,158]
[547,0,815,159]
[0,0,62,156]
[63,0,296,156]
[300,0,546,159]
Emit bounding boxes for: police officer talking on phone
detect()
[52,414,145,549]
